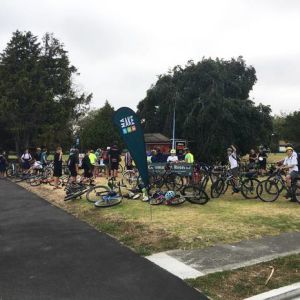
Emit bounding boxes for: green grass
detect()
[59,190,300,255]
[186,254,300,300]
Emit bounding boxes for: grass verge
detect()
[186,254,300,300]
[19,179,300,256]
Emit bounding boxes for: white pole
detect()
[172,95,176,149]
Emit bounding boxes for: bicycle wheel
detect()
[149,196,164,205]
[6,167,15,178]
[94,197,122,208]
[256,180,279,202]
[165,173,183,191]
[44,167,53,177]
[122,170,139,189]
[241,178,260,199]
[293,179,300,204]
[166,195,186,206]
[48,178,61,186]
[211,179,225,198]
[86,185,110,203]
[182,185,209,205]
[149,174,164,190]
[64,189,86,201]
[29,177,42,186]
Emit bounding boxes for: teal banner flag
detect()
[113,107,149,186]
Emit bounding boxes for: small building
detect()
[144,133,187,154]
[144,133,170,153]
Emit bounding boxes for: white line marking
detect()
[244,281,300,300]
[146,252,204,279]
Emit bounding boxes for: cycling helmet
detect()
[286,146,293,152]
[170,149,176,154]
[165,190,176,201]
[227,147,233,152]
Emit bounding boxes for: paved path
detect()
[147,232,300,278]
[0,179,206,300]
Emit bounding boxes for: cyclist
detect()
[41,147,48,167]
[109,142,121,178]
[0,151,7,179]
[227,145,240,190]
[167,149,179,163]
[21,149,32,171]
[68,149,79,183]
[82,150,93,181]
[258,146,268,175]
[280,146,298,200]
[248,149,257,170]
[89,149,97,177]
[53,146,63,189]
[184,148,194,164]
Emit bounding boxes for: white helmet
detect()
[170,149,176,154]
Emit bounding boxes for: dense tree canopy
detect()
[273,112,300,149]
[137,57,273,162]
[0,31,91,153]
[78,101,121,150]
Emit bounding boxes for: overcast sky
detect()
[0,0,299,114]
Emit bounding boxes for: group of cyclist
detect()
[226,144,299,201]
[1,140,299,202]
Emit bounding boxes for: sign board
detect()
[148,163,193,176]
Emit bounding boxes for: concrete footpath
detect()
[147,232,300,279]
[0,179,206,300]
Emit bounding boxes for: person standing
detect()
[258,146,268,175]
[21,149,32,171]
[109,142,121,178]
[280,146,298,201]
[124,149,133,170]
[184,148,194,184]
[167,149,179,163]
[248,149,257,170]
[0,151,7,179]
[89,150,97,178]
[68,149,79,183]
[184,148,194,164]
[41,147,48,167]
[82,150,92,180]
[53,147,63,189]
[227,145,240,189]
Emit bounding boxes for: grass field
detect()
[186,254,300,300]
[21,174,300,256]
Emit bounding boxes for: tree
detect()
[0,31,91,153]
[78,101,121,150]
[275,111,300,149]
[137,57,273,162]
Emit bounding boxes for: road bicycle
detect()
[149,191,186,206]
[122,168,140,189]
[92,177,123,208]
[148,163,184,192]
[211,168,260,199]
[256,169,300,203]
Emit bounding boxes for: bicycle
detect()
[92,177,123,208]
[256,169,300,203]
[122,168,140,189]
[148,163,184,192]
[64,179,97,201]
[211,168,260,199]
[149,190,186,206]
